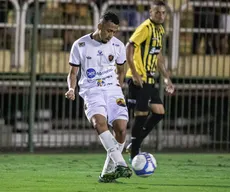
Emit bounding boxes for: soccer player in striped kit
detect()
[126,1,175,160]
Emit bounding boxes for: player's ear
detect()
[149,7,152,14]
[149,4,155,14]
[98,23,102,30]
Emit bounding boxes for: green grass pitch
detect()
[0,153,230,192]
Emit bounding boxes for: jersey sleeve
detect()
[69,41,81,66]
[129,24,148,46]
[116,43,126,65]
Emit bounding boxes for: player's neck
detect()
[91,31,103,43]
[149,18,161,28]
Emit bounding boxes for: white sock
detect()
[101,141,126,176]
[118,141,125,152]
[99,131,127,171]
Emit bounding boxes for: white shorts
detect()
[83,86,128,126]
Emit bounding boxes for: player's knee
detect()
[114,129,126,142]
[91,117,108,133]
[93,120,107,129]
[150,104,165,114]
[113,120,127,140]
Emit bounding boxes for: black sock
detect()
[131,116,147,159]
[140,113,164,144]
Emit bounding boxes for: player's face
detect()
[98,21,119,43]
[150,5,167,24]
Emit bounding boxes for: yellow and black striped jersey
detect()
[126,19,165,84]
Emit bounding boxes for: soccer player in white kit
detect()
[65,12,132,182]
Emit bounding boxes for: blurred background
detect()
[0,0,229,152]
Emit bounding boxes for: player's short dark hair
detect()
[151,0,167,7]
[101,11,120,25]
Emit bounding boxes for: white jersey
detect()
[69,34,126,98]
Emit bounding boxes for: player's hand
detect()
[132,71,143,88]
[164,78,175,94]
[65,88,75,100]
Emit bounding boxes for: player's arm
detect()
[67,65,79,91]
[126,42,137,75]
[65,40,81,100]
[116,63,126,87]
[65,65,79,100]
[157,52,175,94]
[157,52,169,79]
[126,41,143,87]
[126,25,148,87]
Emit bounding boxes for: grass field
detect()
[0,153,230,192]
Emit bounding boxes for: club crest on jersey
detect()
[78,42,85,47]
[116,98,126,107]
[108,55,114,62]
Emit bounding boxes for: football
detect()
[131,152,157,177]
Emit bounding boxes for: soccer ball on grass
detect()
[131,152,157,177]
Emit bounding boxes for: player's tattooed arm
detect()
[116,64,125,87]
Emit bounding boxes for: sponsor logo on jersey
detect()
[112,43,120,47]
[150,71,155,76]
[101,75,112,80]
[78,42,85,47]
[86,68,96,78]
[86,68,113,79]
[97,69,113,76]
[116,98,126,107]
[149,46,161,54]
[97,79,106,87]
[86,56,92,59]
[97,50,103,56]
[108,55,114,62]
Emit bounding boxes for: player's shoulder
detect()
[143,20,165,34]
[72,34,91,48]
[139,19,152,28]
[110,36,125,48]
[133,19,151,33]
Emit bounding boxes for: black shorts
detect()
[127,79,163,111]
